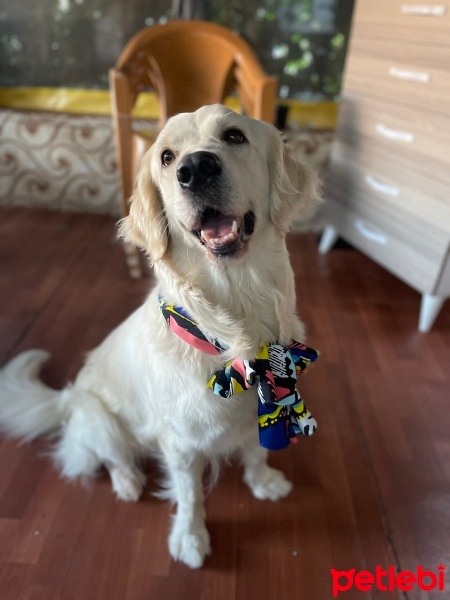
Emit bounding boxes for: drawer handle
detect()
[401,5,447,16]
[354,220,389,246]
[376,123,415,143]
[365,174,400,198]
[389,66,431,83]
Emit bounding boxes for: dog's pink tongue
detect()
[201,214,238,247]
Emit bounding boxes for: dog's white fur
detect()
[0,105,320,568]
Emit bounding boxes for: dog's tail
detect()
[0,350,69,442]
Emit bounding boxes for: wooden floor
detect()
[0,206,449,600]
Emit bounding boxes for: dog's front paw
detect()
[110,466,145,502]
[245,466,293,501]
[169,524,211,569]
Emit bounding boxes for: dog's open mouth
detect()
[192,208,255,257]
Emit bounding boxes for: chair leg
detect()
[122,241,143,279]
[319,225,339,254]
[418,294,445,333]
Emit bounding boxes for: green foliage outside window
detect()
[0,0,353,101]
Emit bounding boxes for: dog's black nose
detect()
[177,151,222,191]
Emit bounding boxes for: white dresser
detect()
[319,0,450,332]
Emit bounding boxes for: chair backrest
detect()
[109,20,277,212]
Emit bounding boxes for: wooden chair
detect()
[109,20,277,277]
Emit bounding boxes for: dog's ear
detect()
[118,147,169,263]
[269,133,321,234]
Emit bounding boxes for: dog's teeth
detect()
[200,223,239,249]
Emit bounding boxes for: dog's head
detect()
[120,104,320,264]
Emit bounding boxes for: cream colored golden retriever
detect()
[0,105,320,568]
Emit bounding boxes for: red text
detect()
[331,565,446,597]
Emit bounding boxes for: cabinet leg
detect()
[418,294,445,333]
[318,225,339,254]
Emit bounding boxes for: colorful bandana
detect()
[159,296,319,451]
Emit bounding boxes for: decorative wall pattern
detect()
[0,108,331,230]
[285,127,333,231]
[0,110,122,216]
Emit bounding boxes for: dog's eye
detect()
[161,149,175,167]
[222,128,247,145]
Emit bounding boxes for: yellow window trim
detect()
[0,87,337,129]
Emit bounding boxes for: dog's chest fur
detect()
[76,235,298,456]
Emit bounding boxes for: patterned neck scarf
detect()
[159,296,319,451]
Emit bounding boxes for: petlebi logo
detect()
[331,565,446,597]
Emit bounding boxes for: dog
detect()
[0,104,320,568]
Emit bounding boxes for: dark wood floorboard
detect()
[1,207,449,599]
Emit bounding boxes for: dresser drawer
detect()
[326,140,450,243]
[344,36,450,115]
[325,149,450,258]
[353,0,450,46]
[322,198,445,295]
[336,94,450,184]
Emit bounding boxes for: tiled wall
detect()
[0,109,332,230]
[0,110,121,216]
